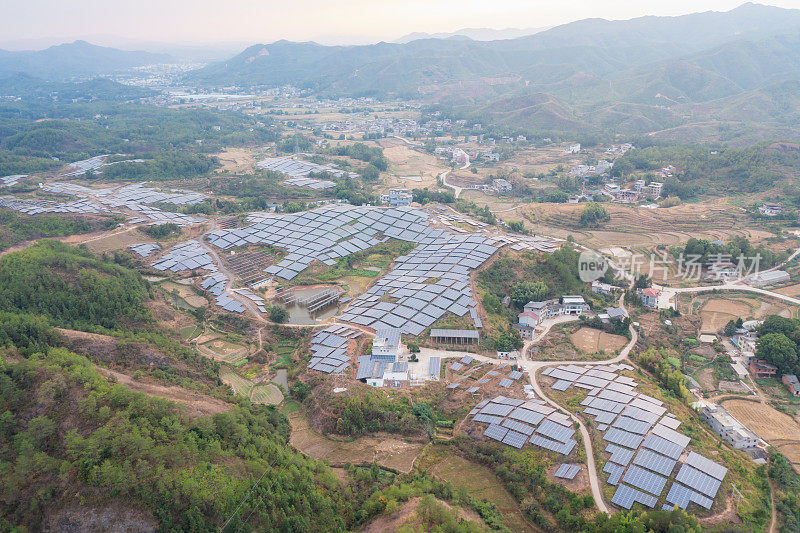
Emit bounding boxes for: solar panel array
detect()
[257,155,359,180]
[308,325,362,374]
[205,205,497,334]
[470,396,576,455]
[282,176,336,189]
[129,243,161,257]
[0,174,26,187]
[152,241,216,273]
[555,464,581,479]
[544,363,728,511]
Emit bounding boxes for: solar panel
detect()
[603,462,625,485]
[685,452,727,481]
[484,424,509,442]
[501,418,535,435]
[554,464,581,479]
[605,444,635,466]
[473,413,504,425]
[508,407,546,425]
[502,430,528,449]
[611,484,658,509]
[675,464,721,498]
[536,420,575,444]
[480,403,515,417]
[552,380,571,391]
[611,416,653,435]
[509,371,523,380]
[499,378,513,388]
[603,428,644,449]
[652,424,691,448]
[633,448,677,476]
[665,482,714,510]
[450,362,464,371]
[529,434,577,455]
[641,434,685,460]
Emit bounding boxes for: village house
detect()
[372,328,402,362]
[749,358,778,378]
[492,178,512,192]
[759,202,782,216]
[379,189,413,207]
[783,374,800,396]
[591,280,616,295]
[637,287,661,308]
[647,182,664,197]
[701,404,760,450]
[567,143,581,153]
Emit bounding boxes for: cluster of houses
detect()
[701,404,761,451]
[602,180,664,204]
[514,295,590,338]
[379,189,414,207]
[356,328,443,387]
[759,202,782,217]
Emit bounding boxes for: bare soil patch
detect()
[722,399,800,468]
[570,327,627,353]
[97,367,232,418]
[286,408,423,473]
[360,496,482,533]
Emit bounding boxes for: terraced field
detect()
[521,202,770,247]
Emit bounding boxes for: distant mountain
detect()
[0,73,155,101]
[394,27,549,43]
[186,3,800,137]
[0,40,171,81]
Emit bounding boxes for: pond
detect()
[281,286,341,325]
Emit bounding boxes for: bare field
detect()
[570,327,627,353]
[214,147,258,173]
[250,383,284,405]
[520,201,772,248]
[721,399,800,467]
[380,141,443,190]
[699,298,752,333]
[76,227,151,254]
[286,408,423,473]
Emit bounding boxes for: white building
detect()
[701,404,760,449]
[492,178,512,192]
[380,189,413,207]
[648,182,664,197]
[372,328,402,361]
[567,143,581,154]
[749,270,790,287]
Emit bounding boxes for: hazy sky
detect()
[1,0,798,47]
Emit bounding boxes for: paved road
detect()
[657,281,800,309]
[518,292,637,514]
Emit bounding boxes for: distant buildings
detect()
[648,182,664,198]
[380,189,413,207]
[492,178,512,192]
[701,404,760,450]
[759,202,783,216]
[591,280,617,295]
[567,143,581,154]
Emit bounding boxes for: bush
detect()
[269,306,289,324]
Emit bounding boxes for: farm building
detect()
[783,374,800,396]
[749,359,778,378]
[430,329,479,345]
[749,270,790,287]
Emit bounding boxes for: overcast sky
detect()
[0,0,798,48]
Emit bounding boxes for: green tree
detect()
[756,332,798,374]
[579,202,610,228]
[269,306,289,324]
[511,281,548,309]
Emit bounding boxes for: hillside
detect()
[0,40,170,80]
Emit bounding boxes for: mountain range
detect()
[0,40,171,81]
[394,27,550,43]
[184,3,800,138]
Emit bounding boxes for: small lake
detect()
[282,286,341,325]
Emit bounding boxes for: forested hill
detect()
[0,241,152,331]
[0,40,170,81]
